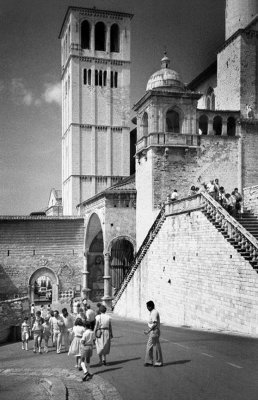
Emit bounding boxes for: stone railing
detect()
[165,194,204,216]
[136,133,201,154]
[112,206,166,307]
[201,191,258,265]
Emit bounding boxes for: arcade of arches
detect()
[84,213,135,303]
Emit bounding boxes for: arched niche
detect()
[28,267,59,304]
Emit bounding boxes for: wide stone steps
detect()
[203,209,258,271]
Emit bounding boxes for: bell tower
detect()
[59,7,133,215]
[225,0,257,40]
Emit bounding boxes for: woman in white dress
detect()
[94,305,113,365]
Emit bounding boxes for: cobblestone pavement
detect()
[0,339,122,400]
[0,366,122,400]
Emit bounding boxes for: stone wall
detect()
[0,297,30,344]
[114,210,258,336]
[0,217,84,298]
[136,135,240,247]
[244,185,258,217]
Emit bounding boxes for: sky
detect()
[0,0,225,215]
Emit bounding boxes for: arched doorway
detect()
[29,267,58,305]
[86,213,104,302]
[110,238,134,295]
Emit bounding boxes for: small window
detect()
[99,70,103,87]
[83,69,87,85]
[95,22,106,51]
[166,109,180,133]
[88,69,91,85]
[142,112,148,137]
[114,72,118,88]
[110,24,120,52]
[103,71,107,86]
[81,20,90,49]
[95,70,98,86]
[110,71,113,88]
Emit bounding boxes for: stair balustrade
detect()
[112,190,258,308]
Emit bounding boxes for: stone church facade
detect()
[1,1,258,322]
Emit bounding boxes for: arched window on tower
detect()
[81,20,90,49]
[110,24,120,53]
[227,117,236,136]
[213,116,222,135]
[141,112,148,137]
[95,22,106,51]
[99,70,103,87]
[166,109,180,133]
[199,114,208,135]
[103,71,107,86]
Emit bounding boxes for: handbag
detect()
[95,328,102,338]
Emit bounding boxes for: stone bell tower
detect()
[216,0,258,189]
[59,7,133,215]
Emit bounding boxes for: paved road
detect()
[1,314,258,399]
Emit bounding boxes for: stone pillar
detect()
[208,119,214,135]
[82,250,91,300]
[102,252,112,309]
[222,118,227,136]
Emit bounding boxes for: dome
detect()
[146,53,184,92]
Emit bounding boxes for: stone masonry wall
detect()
[0,297,30,344]
[0,218,84,297]
[114,210,258,335]
[244,185,258,217]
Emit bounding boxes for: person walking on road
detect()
[85,304,96,330]
[80,321,94,381]
[51,310,64,354]
[21,316,30,351]
[94,305,113,366]
[68,317,86,370]
[144,300,163,367]
[61,308,74,352]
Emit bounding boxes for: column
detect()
[82,250,91,300]
[208,119,214,135]
[102,252,112,309]
[222,118,227,136]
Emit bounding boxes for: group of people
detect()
[171,178,243,217]
[21,301,113,381]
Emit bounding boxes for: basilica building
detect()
[1,1,258,334]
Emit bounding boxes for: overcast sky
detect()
[0,0,225,215]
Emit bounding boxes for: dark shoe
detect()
[144,363,153,367]
[82,372,89,382]
[78,367,82,371]
[102,360,106,366]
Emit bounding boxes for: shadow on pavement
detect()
[93,367,123,375]
[163,359,191,366]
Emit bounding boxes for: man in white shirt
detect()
[51,310,64,354]
[85,304,96,330]
[171,189,178,201]
[144,300,163,367]
[61,308,74,352]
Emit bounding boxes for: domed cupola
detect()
[146,52,184,92]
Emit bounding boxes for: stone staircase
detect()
[202,197,258,272]
[235,210,258,240]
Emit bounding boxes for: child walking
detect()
[80,321,94,381]
[31,314,43,354]
[68,318,85,370]
[21,316,30,351]
[42,317,52,353]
